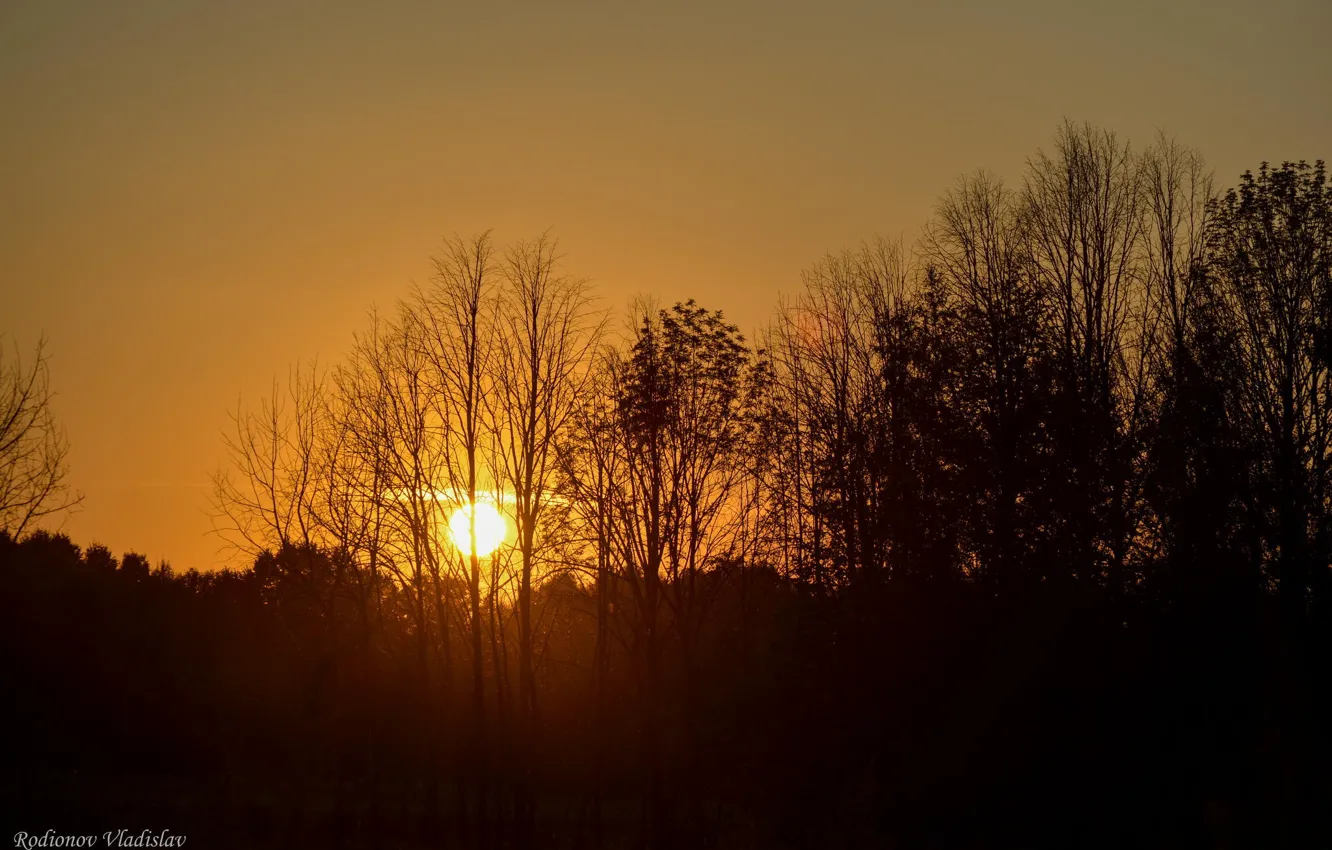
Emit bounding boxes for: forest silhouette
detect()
[3,123,1330,848]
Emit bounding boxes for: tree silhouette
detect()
[923,172,1048,591]
[11,125,1329,848]
[1206,160,1332,618]
[0,336,81,536]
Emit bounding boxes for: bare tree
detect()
[1022,120,1154,591]
[336,304,467,825]
[414,231,501,834]
[769,240,935,587]
[0,336,82,537]
[555,345,629,840]
[1142,134,1214,356]
[211,362,327,558]
[923,172,1047,589]
[1137,136,1243,599]
[491,233,602,838]
[772,250,882,587]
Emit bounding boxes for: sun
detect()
[448,500,506,557]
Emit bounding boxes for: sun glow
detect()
[448,500,507,557]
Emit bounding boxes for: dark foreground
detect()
[4,532,1330,848]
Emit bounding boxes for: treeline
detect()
[5,122,1331,847]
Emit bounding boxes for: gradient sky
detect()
[2,0,1328,571]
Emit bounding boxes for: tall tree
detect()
[491,233,601,842]
[1207,160,1332,616]
[414,232,501,834]
[617,301,758,661]
[1022,121,1154,592]
[772,247,885,588]
[1138,136,1254,604]
[557,346,627,843]
[339,307,456,820]
[923,172,1048,590]
[600,299,758,839]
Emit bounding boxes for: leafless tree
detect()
[413,231,502,833]
[211,362,327,558]
[0,336,82,537]
[923,172,1047,588]
[1022,120,1155,590]
[768,240,920,586]
[1141,133,1215,356]
[335,304,467,824]
[491,234,602,790]
[554,345,629,837]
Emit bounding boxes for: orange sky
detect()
[2,0,1329,571]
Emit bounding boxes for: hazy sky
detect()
[2,0,1328,570]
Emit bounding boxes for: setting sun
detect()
[448,500,506,557]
